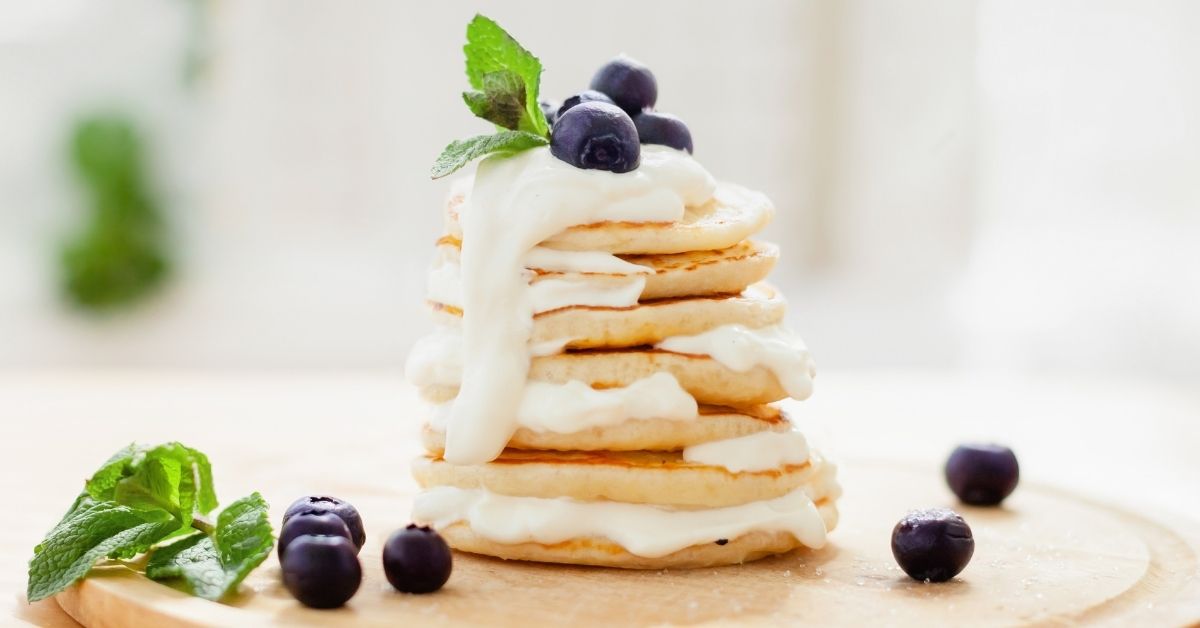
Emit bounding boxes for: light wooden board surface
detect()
[6,370,1200,626]
[52,463,1200,626]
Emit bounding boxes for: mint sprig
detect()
[145,493,273,601]
[463,70,531,132]
[432,130,549,179]
[27,442,273,603]
[27,500,179,602]
[432,14,551,179]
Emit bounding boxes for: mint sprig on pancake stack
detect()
[431,15,550,179]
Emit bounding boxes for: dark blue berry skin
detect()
[891,508,974,582]
[382,525,453,594]
[590,56,657,115]
[281,535,362,609]
[278,512,352,559]
[945,444,1020,506]
[556,90,615,119]
[634,111,693,153]
[283,496,365,550]
[539,98,559,127]
[550,102,640,173]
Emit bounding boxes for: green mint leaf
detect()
[63,114,172,311]
[145,442,218,519]
[84,444,139,500]
[145,493,274,601]
[27,500,178,602]
[463,70,527,131]
[464,15,548,137]
[29,441,223,601]
[431,130,548,179]
[114,455,182,514]
[94,442,217,528]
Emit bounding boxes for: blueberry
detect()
[891,508,974,582]
[590,55,657,115]
[945,444,1020,506]
[382,524,453,594]
[539,98,559,127]
[550,102,640,173]
[556,90,614,119]
[278,512,352,559]
[281,535,362,609]
[282,495,365,550]
[634,111,693,153]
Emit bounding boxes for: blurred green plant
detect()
[61,115,172,311]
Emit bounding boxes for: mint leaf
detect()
[146,493,274,601]
[463,70,528,131]
[464,15,548,137]
[27,500,177,601]
[114,455,182,514]
[28,441,223,602]
[91,443,217,526]
[84,444,139,499]
[144,442,218,520]
[431,130,548,179]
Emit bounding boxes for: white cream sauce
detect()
[412,486,829,557]
[428,256,651,313]
[443,146,714,464]
[656,323,816,400]
[683,429,810,473]
[428,371,697,435]
[524,247,652,275]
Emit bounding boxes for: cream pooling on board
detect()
[445,145,715,465]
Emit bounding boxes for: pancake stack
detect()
[406,154,840,569]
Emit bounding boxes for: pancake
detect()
[412,449,837,508]
[445,180,775,255]
[430,283,786,352]
[433,499,838,569]
[421,404,787,453]
[419,347,796,407]
[435,237,779,301]
[625,240,778,300]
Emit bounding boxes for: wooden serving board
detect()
[55,460,1200,627]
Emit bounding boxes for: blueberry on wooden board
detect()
[278,512,352,559]
[946,444,1020,506]
[283,495,366,550]
[383,525,453,594]
[281,536,362,609]
[891,508,975,582]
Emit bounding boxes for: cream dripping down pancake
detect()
[413,445,838,508]
[431,236,779,302]
[444,177,776,255]
[411,450,840,569]
[430,282,788,351]
[407,143,837,568]
[421,404,788,452]
[407,317,817,407]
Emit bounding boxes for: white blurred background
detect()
[2,0,1198,384]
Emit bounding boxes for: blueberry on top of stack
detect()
[548,56,693,174]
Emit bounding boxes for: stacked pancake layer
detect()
[406,146,840,569]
